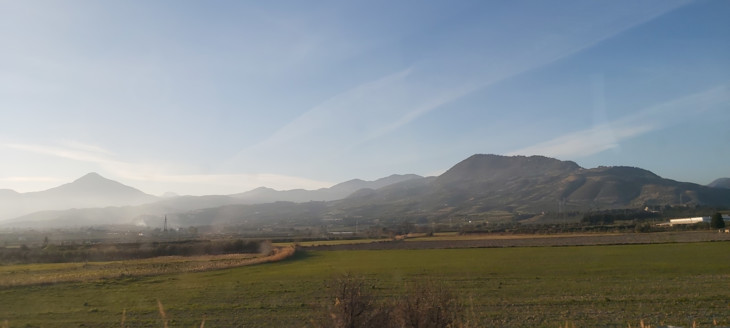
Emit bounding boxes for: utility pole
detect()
[164,215,168,232]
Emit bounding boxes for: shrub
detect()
[314,274,466,328]
[313,273,384,328]
[394,280,461,328]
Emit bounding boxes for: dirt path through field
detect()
[0,246,296,288]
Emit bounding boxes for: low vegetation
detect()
[580,209,663,225]
[0,239,264,264]
[313,273,465,328]
[711,212,726,229]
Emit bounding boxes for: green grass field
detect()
[1,242,729,327]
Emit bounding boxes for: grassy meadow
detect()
[1,242,730,327]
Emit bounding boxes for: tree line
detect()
[0,239,263,264]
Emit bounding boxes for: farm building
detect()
[667,215,730,226]
[669,217,710,225]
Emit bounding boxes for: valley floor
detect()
[306,230,730,250]
[1,233,729,327]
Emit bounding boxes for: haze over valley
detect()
[2,154,728,230]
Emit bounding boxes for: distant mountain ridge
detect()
[0,173,159,221]
[329,155,730,221]
[230,174,423,204]
[708,178,730,189]
[162,155,730,228]
[3,155,730,228]
[0,173,423,227]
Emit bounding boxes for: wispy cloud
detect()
[6,142,119,167]
[0,176,66,183]
[506,124,655,159]
[4,141,156,182]
[3,141,333,195]
[144,174,333,195]
[507,85,730,159]
[242,0,690,161]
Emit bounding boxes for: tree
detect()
[710,212,725,229]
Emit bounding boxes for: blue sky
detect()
[1,0,728,195]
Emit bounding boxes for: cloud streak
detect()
[141,174,333,196]
[240,0,691,163]
[507,85,730,159]
[0,176,66,183]
[4,141,333,195]
[6,142,120,168]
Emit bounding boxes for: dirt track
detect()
[304,231,730,251]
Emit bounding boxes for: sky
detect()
[1,0,728,196]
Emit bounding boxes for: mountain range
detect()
[0,173,423,227]
[230,174,423,204]
[162,155,730,228]
[2,155,729,228]
[326,155,730,221]
[0,173,158,221]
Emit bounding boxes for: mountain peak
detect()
[74,172,107,182]
[67,172,124,189]
[0,172,159,221]
[31,172,157,205]
[437,154,581,184]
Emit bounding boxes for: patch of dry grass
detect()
[0,246,296,288]
[274,238,391,247]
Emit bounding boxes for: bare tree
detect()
[313,273,393,328]
[394,279,461,328]
[313,274,466,328]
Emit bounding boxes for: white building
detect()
[667,215,730,226]
[669,217,710,226]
